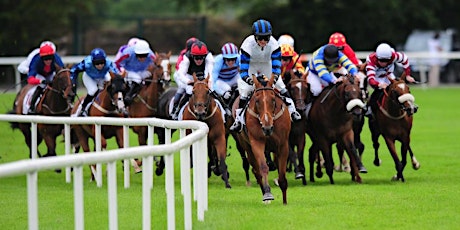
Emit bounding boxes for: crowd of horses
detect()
[7,54,420,205]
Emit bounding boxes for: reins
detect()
[377,87,407,120]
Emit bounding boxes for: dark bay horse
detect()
[182,73,231,188]
[236,74,291,204]
[368,77,420,182]
[71,72,128,180]
[10,67,74,159]
[307,75,366,184]
[285,71,310,185]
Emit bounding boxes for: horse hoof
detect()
[413,163,421,170]
[295,173,305,179]
[315,172,323,178]
[273,178,279,186]
[225,184,232,189]
[263,193,274,203]
[155,168,164,176]
[359,166,368,173]
[246,181,251,187]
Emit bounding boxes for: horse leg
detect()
[341,136,362,184]
[408,145,420,170]
[265,149,276,171]
[277,142,289,205]
[308,144,319,182]
[321,144,335,185]
[383,137,404,182]
[335,143,348,172]
[369,120,382,166]
[154,128,166,176]
[296,137,307,185]
[252,143,274,203]
[215,135,231,189]
[232,133,251,186]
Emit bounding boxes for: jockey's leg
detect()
[79,93,96,117]
[172,93,191,120]
[124,82,141,106]
[280,89,301,121]
[171,91,184,118]
[230,97,248,132]
[28,86,44,114]
[366,89,380,118]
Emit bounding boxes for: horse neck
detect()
[40,85,70,115]
[382,90,405,116]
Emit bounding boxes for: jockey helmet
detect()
[323,44,339,63]
[39,44,55,57]
[329,32,347,48]
[190,41,208,56]
[280,44,295,57]
[221,42,239,59]
[134,40,150,54]
[39,41,56,52]
[186,37,199,51]
[127,37,140,47]
[252,19,272,36]
[278,34,294,47]
[90,48,107,65]
[376,43,393,60]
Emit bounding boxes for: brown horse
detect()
[307,74,366,184]
[285,71,310,185]
[368,77,420,182]
[71,72,128,180]
[10,67,74,159]
[182,73,231,188]
[236,74,291,204]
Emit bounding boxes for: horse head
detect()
[287,71,309,112]
[340,74,366,118]
[52,68,74,105]
[155,51,172,85]
[252,74,277,136]
[189,73,212,120]
[40,67,74,114]
[108,72,128,114]
[387,78,418,116]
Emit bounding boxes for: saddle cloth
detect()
[22,85,39,115]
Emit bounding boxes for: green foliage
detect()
[0,87,460,229]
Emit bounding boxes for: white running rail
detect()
[0,115,209,230]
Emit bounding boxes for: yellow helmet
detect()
[280,44,295,57]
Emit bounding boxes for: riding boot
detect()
[280,90,301,121]
[172,93,191,120]
[211,90,232,116]
[170,92,184,119]
[230,98,248,132]
[124,82,141,106]
[79,94,95,117]
[28,86,44,114]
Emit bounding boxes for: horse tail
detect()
[7,109,19,130]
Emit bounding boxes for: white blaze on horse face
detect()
[264,113,269,123]
[117,92,125,110]
[397,83,406,91]
[295,82,302,97]
[161,59,171,81]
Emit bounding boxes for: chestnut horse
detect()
[182,73,231,188]
[368,77,420,182]
[10,67,74,159]
[307,74,366,184]
[236,74,291,204]
[71,72,128,180]
[285,71,310,185]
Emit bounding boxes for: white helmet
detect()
[127,37,140,47]
[376,43,393,59]
[40,41,56,52]
[278,34,294,47]
[134,40,150,54]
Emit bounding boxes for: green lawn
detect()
[0,86,460,229]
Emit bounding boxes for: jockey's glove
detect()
[243,76,254,85]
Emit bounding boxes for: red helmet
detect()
[39,44,55,57]
[190,41,208,56]
[329,32,347,47]
[186,37,199,50]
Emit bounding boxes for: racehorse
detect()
[182,73,231,188]
[236,74,291,204]
[157,51,172,85]
[285,71,309,185]
[368,77,420,182]
[306,74,366,184]
[71,72,128,180]
[10,67,74,159]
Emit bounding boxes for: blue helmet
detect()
[252,19,272,36]
[90,48,106,64]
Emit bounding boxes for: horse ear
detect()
[192,72,198,82]
[269,73,276,85]
[167,51,172,57]
[204,74,210,83]
[252,74,260,87]
[55,63,62,71]
[155,51,159,57]
[109,71,115,79]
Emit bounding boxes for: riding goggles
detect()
[193,55,206,60]
[41,55,54,61]
[255,35,270,41]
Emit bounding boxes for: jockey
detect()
[171,41,214,120]
[115,39,156,105]
[280,44,305,84]
[365,43,416,117]
[328,32,367,91]
[27,44,65,114]
[306,44,360,113]
[175,37,199,71]
[211,42,240,115]
[115,37,140,61]
[70,48,121,116]
[18,41,57,75]
[230,19,301,132]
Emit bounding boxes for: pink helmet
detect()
[221,42,239,59]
